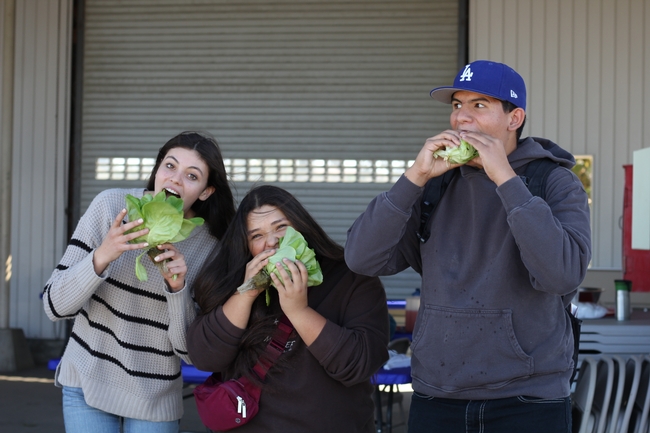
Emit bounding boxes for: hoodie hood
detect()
[510,136,576,170]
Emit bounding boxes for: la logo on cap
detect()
[459,65,473,82]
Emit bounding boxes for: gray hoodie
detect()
[345,137,592,400]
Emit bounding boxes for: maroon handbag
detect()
[193,316,293,431]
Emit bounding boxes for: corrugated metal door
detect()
[81,0,459,297]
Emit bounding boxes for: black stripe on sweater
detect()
[70,333,181,381]
[106,278,167,303]
[42,284,79,319]
[77,309,175,357]
[91,294,169,331]
[69,238,93,253]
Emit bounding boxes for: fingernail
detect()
[155,256,160,261]
[143,243,149,247]
[138,218,144,223]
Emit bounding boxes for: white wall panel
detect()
[10,0,71,338]
[469,0,650,270]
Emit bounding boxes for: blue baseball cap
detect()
[430,60,526,111]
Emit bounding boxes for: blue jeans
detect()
[62,386,179,433]
[408,391,572,433]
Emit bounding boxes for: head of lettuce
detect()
[237,226,323,305]
[432,139,478,165]
[125,190,204,281]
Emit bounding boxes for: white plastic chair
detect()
[628,356,650,433]
[573,357,598,433]
[615,355,642,433]
[590,356,614,433]
[605,356,627,433]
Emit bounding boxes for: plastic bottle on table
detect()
[615,279,632,321]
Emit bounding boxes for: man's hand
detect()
[461,131,517,186]
[404,130,464,187]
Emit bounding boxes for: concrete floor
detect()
[0,365,410,433]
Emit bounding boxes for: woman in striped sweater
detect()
[43,131,235,433]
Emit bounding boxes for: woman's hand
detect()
[222,249,276,328]
[93,209,149,275]
[270,258,309,316]
[270,258,326,346]
[240,249,276,299]
[244,249,275,281]
[153,243,187,292]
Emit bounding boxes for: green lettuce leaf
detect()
[432,139,478,165]
[125,191,204,281]
[264,227,323,288]
[236,227,324,306]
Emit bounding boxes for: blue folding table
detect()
[372,365,411,433]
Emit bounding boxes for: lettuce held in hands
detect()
[265,227,322,287]
[432,139,478,165]
[237,226,323,305]
[125,191,204,281]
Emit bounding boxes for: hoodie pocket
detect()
[411,305,533,392]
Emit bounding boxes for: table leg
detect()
[374,386,384,432]
[386,385,394,433]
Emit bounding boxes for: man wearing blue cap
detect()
[345,60,591,432]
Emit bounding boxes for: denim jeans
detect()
[62,386,179,433]
[408,391,572,433]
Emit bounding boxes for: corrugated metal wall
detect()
[468,0,650,270]
[80,0,460,298]
[8,0,649,339]
[10,0,71,338]
[0,0,13,330]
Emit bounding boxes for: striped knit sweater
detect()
[43,188,218,422]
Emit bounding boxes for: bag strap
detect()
[416,168,458,243]
[565,306,582,384]
[517,158,559,201]
[252,315,293,380]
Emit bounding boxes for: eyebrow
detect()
[164,155,205,176]
[247,218,289,235]
[451,96,493,105]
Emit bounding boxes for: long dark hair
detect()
[193,185,344,381]
[146,131,235,239]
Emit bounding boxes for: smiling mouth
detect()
[164,188,181,198]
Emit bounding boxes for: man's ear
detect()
[508,107,526,131]
[199,186,215,201]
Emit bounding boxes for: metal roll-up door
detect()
[81,0,459,298]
